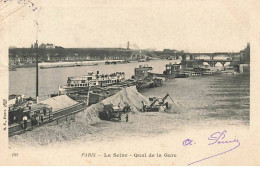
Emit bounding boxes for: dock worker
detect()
[13,116,17,123]
[142,101,146,112]
[165,102,169,109]
[23,115,28,130]
[125,113,129,122]
[118,112,122,121]
[40,115,44,125]
[123,102,131,113]
[36,115,40,125]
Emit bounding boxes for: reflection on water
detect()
[9,60,250,126]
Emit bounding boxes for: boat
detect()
[40,63,98,69]
[138,58,149,62]
[175,73,190,78]
[133,65,163,91]
[105,60,127,65]
[8,40,86,136]
[201,71,216,75]
[59,71,126,94]
[40,65,60,69]
[136,78,162,91]
[82,63,98,66]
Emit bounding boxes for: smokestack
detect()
[127,41,129,50]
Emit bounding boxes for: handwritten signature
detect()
[183,130,240,166]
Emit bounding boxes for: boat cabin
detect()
[134,65,153,80]
[164,63,181,76]
[66,71,125,88]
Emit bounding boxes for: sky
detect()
[2,0,251,52]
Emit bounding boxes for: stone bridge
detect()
[202,59,232,67]
[187,52,240,60]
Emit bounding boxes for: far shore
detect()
[13,60,126,68]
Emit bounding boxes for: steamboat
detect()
[59,71,125,94]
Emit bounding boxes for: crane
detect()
[144,93,174,112]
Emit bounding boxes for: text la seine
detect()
[81,153,176,158]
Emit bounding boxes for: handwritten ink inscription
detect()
[182,138,194,146]
[184,130,240,165]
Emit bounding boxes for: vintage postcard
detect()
[0,0,260,166]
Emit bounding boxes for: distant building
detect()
[163,49,177,53]
[39,43,55,49]
[240,43,250,64]
[239,43,250,73]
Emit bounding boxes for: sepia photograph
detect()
[0,0,259,166]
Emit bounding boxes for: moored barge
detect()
[59,71,125,94]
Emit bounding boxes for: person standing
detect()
[23,115,28,130]
[142,101,146,112]
[35,116,39,125]
[118,112,121,121]
[13,116,16,123]
[125,113,129,122]
[41,115,44,125]
[165,102,169,109]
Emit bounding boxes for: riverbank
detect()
[14,60,125,68]
[9,72,250,147]
[9,60,250,147]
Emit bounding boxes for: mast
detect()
[35,18,39,103]
[35,40,39,103]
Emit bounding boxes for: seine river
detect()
[9,59,250,126]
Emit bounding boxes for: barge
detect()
[40,63,98,69]
[59,71,125,94]
[133,65,163,91]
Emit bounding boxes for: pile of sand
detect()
[9,86,186,146]
[40,95,78,111]
[101,86,150,113]
[10,86,150,146]
[165,101,187,114]
[10,121,95,146]
[76,86,150,123]
[76,103,102,124]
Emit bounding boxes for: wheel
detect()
[100,105,112,120]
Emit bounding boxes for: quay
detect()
[8,95,86,136]
[7,42,250,137]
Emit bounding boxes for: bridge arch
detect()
[193,55,211,60]
[213,54,230,60]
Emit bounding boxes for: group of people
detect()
[31,113,44,126]
[22,113,44,130]
[118,102,131,122]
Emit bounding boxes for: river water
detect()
[9,59,250,126]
